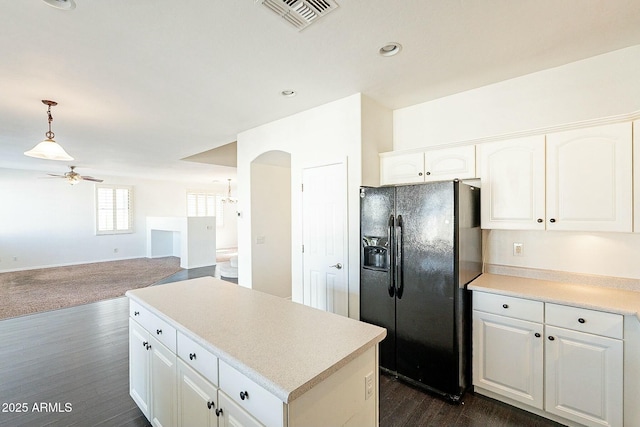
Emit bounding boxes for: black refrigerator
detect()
[359,180,481,401]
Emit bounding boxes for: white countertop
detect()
[469,273,640,321]
[126,276,386,403]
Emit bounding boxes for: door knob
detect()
[329,263,343,269]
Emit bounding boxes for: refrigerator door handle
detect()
[396,214,404,299]
[387,214,395,297]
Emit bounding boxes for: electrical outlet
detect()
[365,371,374,400]
[513,243,524,256]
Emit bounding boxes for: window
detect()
[187,191,223,227]
[96,185,133,234]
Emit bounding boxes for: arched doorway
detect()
[250,151,292,298]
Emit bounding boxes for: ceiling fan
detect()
[46,166,104,185]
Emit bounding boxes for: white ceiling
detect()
[2,0,640,184]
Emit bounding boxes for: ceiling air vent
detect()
[258,0,339,31]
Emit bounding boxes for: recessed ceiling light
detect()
[281,90,297,98]
[42,0,76,10]
[379,42,402,57]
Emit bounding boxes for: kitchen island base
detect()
[126,277,386,427]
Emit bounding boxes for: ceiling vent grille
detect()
[258,0,339,31]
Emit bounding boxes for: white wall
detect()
[216,201,238,249]
[392,45,640,282]
[250,160,291,298]
[237,94,363,316]
[394,45,640,151]
[0,167,220,272]
[237,94,391,317]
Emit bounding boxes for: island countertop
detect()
[126,276,386,403]
[469,273,640,321]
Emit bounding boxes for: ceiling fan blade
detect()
[46,173,67,178]
[81,176,104,182]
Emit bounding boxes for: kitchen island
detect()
[126,276,386,427]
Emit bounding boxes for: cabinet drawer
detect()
[219,360,285,427]
[129,300,176,352]
[545,303,623,339]
[177,332,219,386]
[130,300,150,327]
[473,292,543,323]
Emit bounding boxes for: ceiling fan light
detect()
[41,0,76,10]
[24,139,74,161]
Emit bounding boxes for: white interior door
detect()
[302,162,348,316]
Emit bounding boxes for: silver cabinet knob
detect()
[329,263,343,269]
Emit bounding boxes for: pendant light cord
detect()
[46,105,55,140]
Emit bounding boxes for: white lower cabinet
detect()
[177,359,219,427]
[473,311,544,409]
[217,391,263,427]
[473,292,624,427]
[129,319,151,419]
[129,318,178,427]
[544,303,623,427]
[150,335,178,427]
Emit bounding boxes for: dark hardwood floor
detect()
[0,269,563,427]
[379,375,564,427]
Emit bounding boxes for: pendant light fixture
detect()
[24,100,74,161]
[221,179,237,204]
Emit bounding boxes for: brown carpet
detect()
[0,257,183,320]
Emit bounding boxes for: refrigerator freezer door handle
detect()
[387,214,395,297]
[396,214,404,299]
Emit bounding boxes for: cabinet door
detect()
[129,319,151,420]
[545,326,623,427]
[424,145,476,181]
[473,310,544,409]
[177,359,218,427]
[546,123,632,232]
[478,136,545,229]
[379,151,424,185]
[150,336,178,427]
[218,391,264,427]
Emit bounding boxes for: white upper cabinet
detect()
[424,145,476,182]
[546,122,632,232]
[478,135,546,230]
[379,151,424,185]
[478,122,632,232]
[380,145,476,185]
